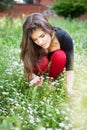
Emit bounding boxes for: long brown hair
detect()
[20,13,54,79]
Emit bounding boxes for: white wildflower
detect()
[55,108,60,114]
[39,127,46,130]
[15,103,20,108]
[22,107,26,110]
[47,128,53,130]
[65,116,69,121]
[59,122,65,127]
[8,98,14,102]
[36,117,40,123]
[2,92,9,95]
[29,117,34,124]
[0,85,3,89]
[14,127,20,130]
[29,109,33,114]
[61,110,66,114]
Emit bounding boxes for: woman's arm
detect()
[66,70,74,92]
[66,70,81,97]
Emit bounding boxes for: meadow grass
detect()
[0,17,87,130]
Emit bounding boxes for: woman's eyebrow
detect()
[39,33,44,37]
[32,33,44,41]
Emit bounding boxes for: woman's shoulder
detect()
[54,27,65,38]
[54,27,64,33]
[54,27,72,40]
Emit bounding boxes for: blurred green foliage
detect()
[22,0,33,4]
[52,0,87,18]
[0,16,87,130]
[0,0,16,12]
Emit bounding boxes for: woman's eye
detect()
[33,39,37,42]
[41,34,45,38]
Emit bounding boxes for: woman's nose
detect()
[38,38,43,45]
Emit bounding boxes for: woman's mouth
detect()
[42,43,47,47]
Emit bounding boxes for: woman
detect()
[20,13,80,97]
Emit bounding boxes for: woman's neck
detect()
[48,32,60,52]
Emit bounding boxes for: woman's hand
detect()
[67,89,82,98]
[29,75,43,86]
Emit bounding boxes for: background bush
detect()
[24,0,33,4]
[52,0,87,18]
[0,0,16,12]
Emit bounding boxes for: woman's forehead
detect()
[31,28,45,39]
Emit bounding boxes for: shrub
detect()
[0,0,16,12]
[52,0,87,18]
[23,0,33,4]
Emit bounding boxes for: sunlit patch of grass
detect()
[0,17,87,129]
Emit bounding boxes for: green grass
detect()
[0,17,87,130]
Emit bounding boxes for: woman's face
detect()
[31,28,52,49]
